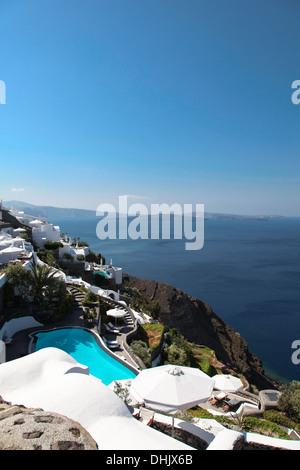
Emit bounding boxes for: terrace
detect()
[1,304,300,450]
[197,389,261,417]
[0,233,299,450]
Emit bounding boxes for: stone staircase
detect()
[67,285,136,328]
[67,286,86,310]
[67,285,144,369]
[99,296,136,330]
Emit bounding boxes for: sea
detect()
[50,215,300,384]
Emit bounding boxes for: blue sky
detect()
[0,0,299,215]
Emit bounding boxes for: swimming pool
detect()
[95,271,110,279]
[32,328,138,385]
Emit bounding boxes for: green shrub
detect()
[63,253,74,261]
[37,250,46,261]
[53,292,73,315]
[82,290,99,305]
[37,250,59,268]
[130,340,151,368]
[43,242,63,250]
[278,381,300,422]
[86,251,100,263]
[131,296,161,319]
[94,273,109,287]
[83,306,97,323]
[188,407,215,420]
[242,417,291,439]
[99,299,111,315]
[4,263,31,304]
[210,414,291,439]
[164,343,190,366]
[78,241,89,247]
[163,328,196,368]
[6,260,72,314]
[77,254,85,262]
[264,410,300,432]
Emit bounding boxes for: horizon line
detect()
[2,199,298,219]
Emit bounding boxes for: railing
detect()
[235,390,260,405]
[97,309,101,335]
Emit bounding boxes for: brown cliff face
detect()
[122,273,278,391]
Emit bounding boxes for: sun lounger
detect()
[215,392,227,402]
[105,324,120,334]
[222,398,241,411]
[134,407,155,426]
[108,322,123,331]
[107,342,119,350]
[209,392,227,406]
[102,337,120,349]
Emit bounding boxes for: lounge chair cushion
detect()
[137,407,155,426]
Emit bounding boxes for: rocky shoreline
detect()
[122,273,279,391]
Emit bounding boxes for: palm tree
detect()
[28,262,58,305]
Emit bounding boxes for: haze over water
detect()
[52,215,300,383]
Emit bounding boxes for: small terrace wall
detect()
[0,316,43,343]
[0,340,5,364]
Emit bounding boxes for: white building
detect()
[9,209,47,226]
[31,222,61,249]
[105,265,122,284]
[0,231,34,264]
[59,241,90,262]
[93,261,123,285]
[0,246,24,264]
[5,208,60,250]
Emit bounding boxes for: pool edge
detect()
[28,326,140,378]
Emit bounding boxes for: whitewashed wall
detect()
[0,316,43,343]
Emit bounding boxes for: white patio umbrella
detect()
[29,219,43,225]
[131,365,215,436]
[106,308,126,326]
[212,374,243,393]
[13,228,26,233]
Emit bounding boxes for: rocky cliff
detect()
[122,273,278,391]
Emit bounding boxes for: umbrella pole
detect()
[172,416,174,438]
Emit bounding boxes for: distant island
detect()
[3,200,288,221]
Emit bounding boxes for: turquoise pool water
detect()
[34,328,137,385]
[95,271,109,279]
